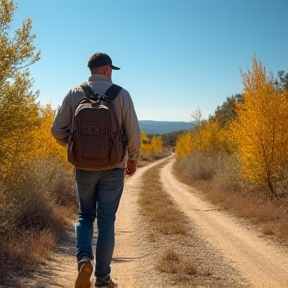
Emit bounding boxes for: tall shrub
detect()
[231,57,288,196]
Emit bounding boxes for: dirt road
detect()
[160,160,288,288]
[16,157,288,287]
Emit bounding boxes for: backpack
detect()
[67,83,126,170]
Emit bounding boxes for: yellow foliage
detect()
[141,143,153,156]
[0,0,43,182]
[0,81,40,180]
[230,57,288,193]
[200,120,229,152]
[0,104,69,183]
[175,120,231,157]
[150,136,163,154]
[175,132,193,157]
[140,131,149,143]
[32,105,67,164]
[140,132,163,158]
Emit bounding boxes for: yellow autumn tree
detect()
[199,120,230,152]
[0,3,76,280]
[140,131,149,144]
[0,0,41,182]
[231,56,288,195]
[150,135,163,155]
[140,131,151,157]
[175,119,232,157]
[140,132,163,159]
[32,104,67,164]
[175,132,193,157]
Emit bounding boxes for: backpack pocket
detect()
[75,134,110,166]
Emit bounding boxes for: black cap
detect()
[87,53,120,70]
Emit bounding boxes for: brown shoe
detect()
[95,278,118,288]
[74,260,93,288]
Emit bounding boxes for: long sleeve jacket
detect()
[51,74,141,169]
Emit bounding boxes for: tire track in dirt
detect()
[160,159,288,288]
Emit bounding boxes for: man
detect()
[51,52,141,288]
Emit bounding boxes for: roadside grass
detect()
[0,158,77,284]
[173,152,288,245]
[138,160,187,235]
[138,160,203,282]
[157,248,198,280]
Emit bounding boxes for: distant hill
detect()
[139,120,193,134]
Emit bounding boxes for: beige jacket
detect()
[51,74,141,169]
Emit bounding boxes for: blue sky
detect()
[12,0,288,121]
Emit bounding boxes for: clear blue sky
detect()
[12,0,288,121]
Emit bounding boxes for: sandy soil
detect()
[13,157,288,288]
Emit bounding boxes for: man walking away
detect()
[51,52,141,288]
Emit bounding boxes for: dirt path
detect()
[160,159,288,288]
[15,157,288,287]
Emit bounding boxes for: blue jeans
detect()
[75,168,124,277]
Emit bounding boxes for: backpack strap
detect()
[80,82,96,98]
[80,83,122,101]
[104,84,122,101]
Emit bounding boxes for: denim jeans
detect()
[75,168,124,278]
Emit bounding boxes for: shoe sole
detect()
[74,262,93,288]
[95,279,118,288]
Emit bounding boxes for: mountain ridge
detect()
[139,120,193,134]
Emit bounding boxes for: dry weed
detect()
[157,248,197,277]
[0,158,76,284]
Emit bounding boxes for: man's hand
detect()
[125,160,137,177]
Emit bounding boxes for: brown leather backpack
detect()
[67,83,126,170]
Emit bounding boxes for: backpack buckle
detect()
[90,93,101,102]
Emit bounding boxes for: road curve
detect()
[160,159,288,288]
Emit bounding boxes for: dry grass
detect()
[0,158,77,284]
[139,160,187,235]
[174,152,288,245]
[157,248,197,279]
[138,160,207,283]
